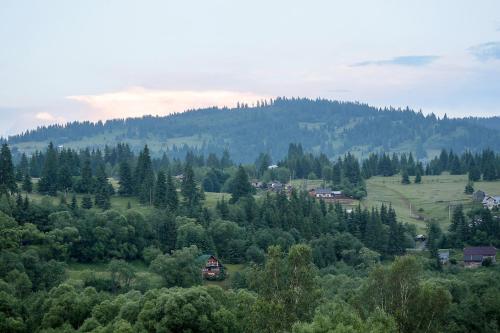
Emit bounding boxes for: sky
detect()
[1,0,500,136]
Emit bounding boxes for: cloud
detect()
[67,88,269,120]
[468,42,500,61]
[352,55,440,67]
[35,112,56,121]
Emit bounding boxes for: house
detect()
[268,181,283,192]
[309,188,344,199]
[463,246,496,267]
[251,179,264,189]
[482,196,500,210]
[199,255,225,280]
[438,249,450,264]
[268,164,278,170]
[472,190,486,203]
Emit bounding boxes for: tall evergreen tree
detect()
[135,145,155,204]
[401,169,410,185]
[229,165,253,203]
[81,194,93,209]
[94,164,111,210]
[118,160,134,196]
[181,163,202,216]
[38,142,58,196]
[80,159,93,193]
[165,170,178,212]
[22,173,33,193]
[153,170,167,208]
[0,143,17,194]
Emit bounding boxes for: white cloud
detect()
[35,112,56,121]
[67,87,269,120]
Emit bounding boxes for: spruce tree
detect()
[401,169,410,184]
[80,159,93,193]
[464,181,474,194]
[94,164,111,210]
[165,170,178,212]
[118,160,134,196]
[22,173,33,193]
[414,171,422,184]
[70,193,78,210]
[181,163,202,215]
[153,170,167,208]
[134,146,155,204]
[229,165,253,203]
[82,195,93,209]
[468,160,481,181]
[38,142,59,196]
[0,143,17,194]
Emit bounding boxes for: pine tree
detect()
[401,169,410,184]
[165,170,178,212]
[468,160,481,181]
[153,170,167,208]
[81,195,93,209]
[94,164,111,210]
[70,193,78,210]
[464,181,474,194]
[414,171,422,184]
[229,165,253,203]
[0,144,17,195]
[118,160,134,196]
[134,146,155,204]
[449,205,468,247]
[57,163,73,193]
[80,159,93,193]
[22,173,33,193]
[181,163,202,215]
[38,142,59,196]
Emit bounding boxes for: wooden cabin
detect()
[200,255,226,280]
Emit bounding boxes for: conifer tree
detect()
[165,170,178,212]
[468,160,481,181]
[118,160,134,196]
[94,164,111,210]
[181,163,202,215]
[38,142,59,196]
[229,165,253,203]
[135,145,155,204]
[0,143,17,194]
[153,170,167,208]
[401,169,410,185]
[80,159,93,193]
[70,193,78,210]
[22,173,33,193]
[464,181,474,194]
[82,195,93,209]
[15,153,28,181]
[414,172,422,184]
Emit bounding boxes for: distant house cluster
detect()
[308,188,346,201]
[472,190,500,210]
[463,246,497,268]
[251,180,293,194]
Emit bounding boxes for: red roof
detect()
[463,246,496,256]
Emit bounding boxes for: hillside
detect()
[7,98,500,162]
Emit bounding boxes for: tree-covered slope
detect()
[7,98,500,162]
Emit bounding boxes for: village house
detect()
[308,188,344,200]
[438,249,450,264]
[482,195,500,210]
[250,179,264,189]
[472,190,486,203]
[463,246,497,268]
[199,255,225,280]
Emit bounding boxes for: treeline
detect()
[7,98,500,162]
[361,148,500,181]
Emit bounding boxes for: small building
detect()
[415,234,426,242]
[251,179,264,189]
[482,196,500,210]
[309,188,344,199]
[438,249,450,264]
[463,246,497,268]
[199,255,225,280]
[268,164,278,170]
[472,190,486,203]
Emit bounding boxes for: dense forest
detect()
[5,98,500,162]
[1,141,500,332]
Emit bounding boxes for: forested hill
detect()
[7,98,500,162]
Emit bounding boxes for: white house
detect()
[482,196,500,210]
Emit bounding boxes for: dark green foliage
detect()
[181,163,203,216]
[94,164,111,210]
[153,170,167,208]
[134,145,155,204]
[118,160,134,196]
[0,143,17,194]
[81,195,93,209]
[22,173,32,193]
[401,169,410,184]
[229,165,254,203]
[414,171,422,184]
[38,142,58,196]
[464,181,474,194]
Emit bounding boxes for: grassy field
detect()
[202,264,244,289]
[363,173,500,231]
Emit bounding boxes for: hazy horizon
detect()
[1,0,500,136]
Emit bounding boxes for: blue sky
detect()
[1,0,499,135]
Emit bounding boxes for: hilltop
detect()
[7,98,500,162]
